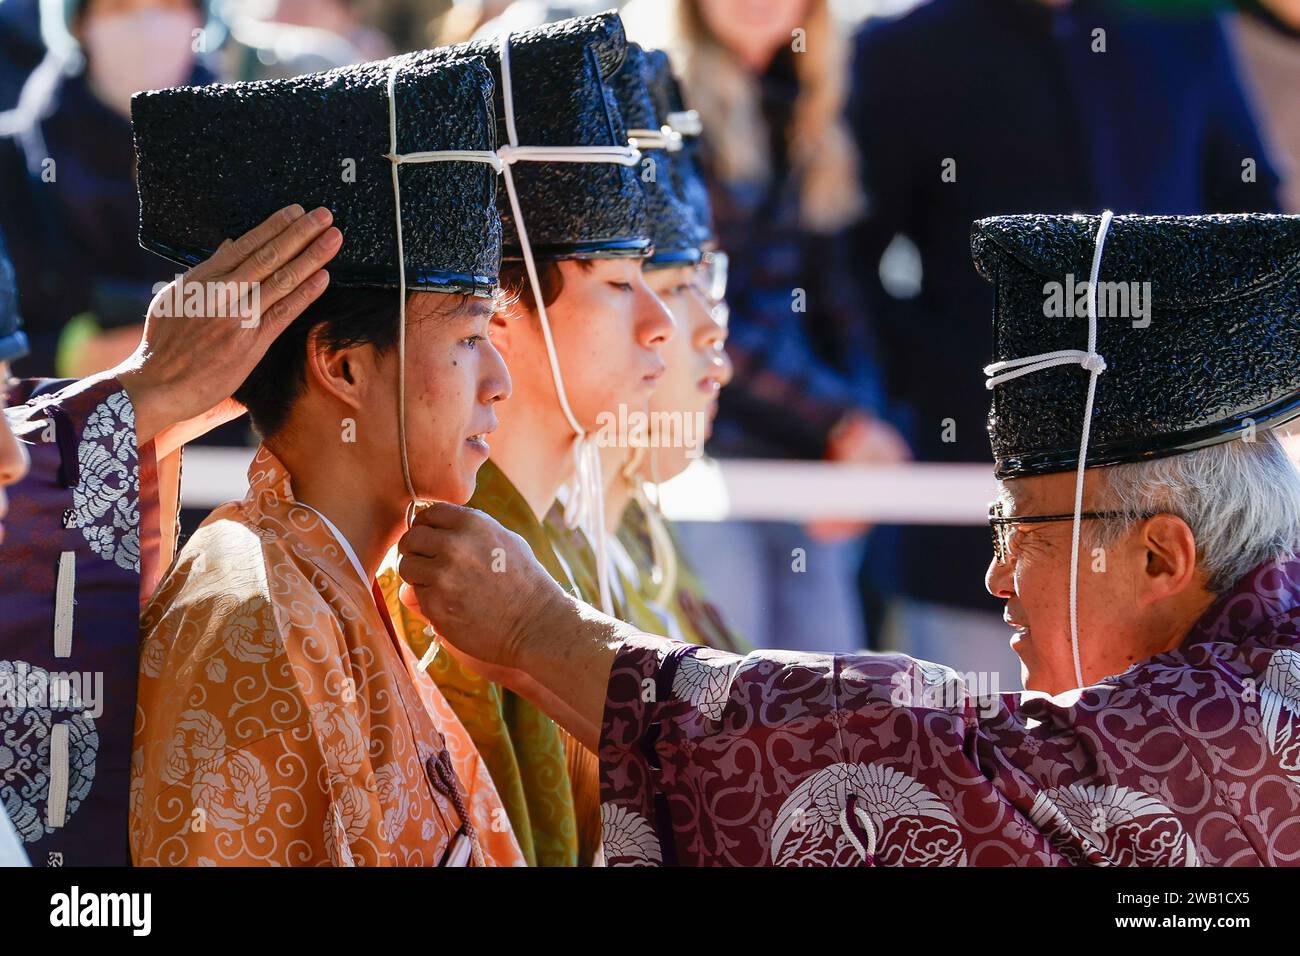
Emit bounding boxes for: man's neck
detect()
[1157,588,1219,654]
[270,436,403,582]
[489,395,579,520]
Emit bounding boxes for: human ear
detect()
[303,325,369,413]
[1136,514,1200,607]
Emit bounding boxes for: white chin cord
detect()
[983,210,1113,690]
[385,37,638,620]
[620,445,678,608]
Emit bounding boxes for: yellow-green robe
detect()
[543,498,672,640]
[618,497,750,654]
[378,460,599,866]
[545,494,749,655]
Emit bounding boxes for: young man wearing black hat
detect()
[376,14,675,867]
[129,54,527,866]
[399,211,1300,866]
[542,44,747,654]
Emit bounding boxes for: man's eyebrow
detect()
[998,481,1024,511]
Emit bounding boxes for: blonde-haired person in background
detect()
[620,0,908,655]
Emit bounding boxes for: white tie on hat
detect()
[983,209,1114,690]
[385,35,640,622]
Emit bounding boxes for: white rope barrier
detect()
[178,448,999,524]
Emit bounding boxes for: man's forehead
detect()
[999,474,1065,511]
[408,292,496,321]
[998,471,1105,512]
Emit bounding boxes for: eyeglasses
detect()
[987,500,1153,565]
[694,250,729,309]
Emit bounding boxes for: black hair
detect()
[235,286,480,439]
[498,258,594,312]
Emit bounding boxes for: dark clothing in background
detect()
[708,48,888,462]
[849,0,1281,612]
[0,56,214,378]
[0,0,43,112]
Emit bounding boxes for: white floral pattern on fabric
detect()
[601,803,662,866]
[671,652,740,722]
[328,802,358,867]
[0,660,99,843]
[191,750,272,832]
[1261,649,1300,785]
[72,391,139,572]
[1028,784,1199,866]
[375,761,412,844]
[771,762,968,866]
[311,701,366,779]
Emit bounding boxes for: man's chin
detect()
[411,468,479,509]
[1009,634,1037,691]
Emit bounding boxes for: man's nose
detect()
[985,554,1014,599]
[480,338,512,405]
[635,282,675,349]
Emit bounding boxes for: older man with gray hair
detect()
[398,212,1300,866]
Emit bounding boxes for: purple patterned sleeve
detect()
[1,375,148,865]
[599,636,856,865]
[598,560,1300,866]
[597,637,1058,866]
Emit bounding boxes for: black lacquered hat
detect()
[133,56,502,296]
[974,213,1300,480]
[0,229,27,365]
[644,49,714,251]
[411,11,651,262]
[611,43,699,269]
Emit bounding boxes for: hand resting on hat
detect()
[105,204,342,455]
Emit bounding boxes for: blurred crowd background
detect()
[1,0,1295,688]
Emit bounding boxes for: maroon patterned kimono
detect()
[1,376,176,866]
[600,557,1300,866]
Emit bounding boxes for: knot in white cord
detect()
[1080,353,1107,375]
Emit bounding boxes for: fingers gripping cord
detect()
[385,36,640,617]
[982,210,1114,690]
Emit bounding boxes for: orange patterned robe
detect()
[131,447,525,867]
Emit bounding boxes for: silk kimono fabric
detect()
[378,459,598,866]
[600,556,1300,866]
[544,499,663,637]
[543,494,748,654]
[1,375,177,866]
[133,447,525,867]
[614,497,749,654]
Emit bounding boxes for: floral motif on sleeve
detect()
[72,390,140,572]
[0,661,99,844]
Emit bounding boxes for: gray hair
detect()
[1092,430,1300,592]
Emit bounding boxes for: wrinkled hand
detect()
[397,502,569,682]
[113,204,342,446]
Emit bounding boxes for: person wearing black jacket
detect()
[0,0,211,380]
[848,0,1281,685]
